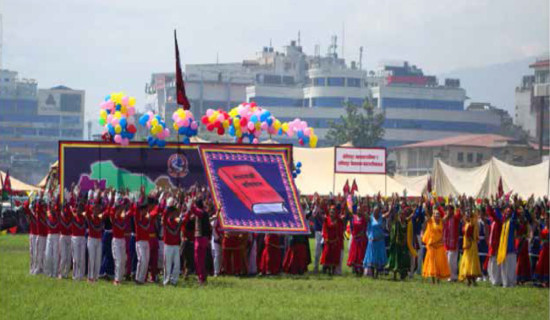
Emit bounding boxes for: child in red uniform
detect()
[44,200,60,278]
[134,198,152,284]
[86,195,106,282]
[162,199,184,286]
[35,199,48,275]
[111,197,129,285]
[58,200,73,279]
[71,199,87,280]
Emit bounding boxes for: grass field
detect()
[0,235,548,320]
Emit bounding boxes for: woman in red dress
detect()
[515,209,531,284]
[259,234,283,275]
[222,232,248,276]
[347,208,368,275]
[534,209,549,287]
[282,234,311,275]
[320,206,342,275]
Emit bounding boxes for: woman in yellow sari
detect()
[458,210,482,286]
[422,209,451,283]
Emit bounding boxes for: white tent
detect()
[431,158,550,198]
[293,147,417,196]
[393,174,429,197]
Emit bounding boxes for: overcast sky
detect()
[2,0,549,122]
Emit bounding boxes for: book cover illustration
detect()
[217,165,287,214]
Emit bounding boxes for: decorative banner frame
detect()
[199,146,309,234]
[58,141,292,203]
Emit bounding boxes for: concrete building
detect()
[393,134,545,176]
[145,37,505,147]
[0,69,84,182]
[514,57,549,148]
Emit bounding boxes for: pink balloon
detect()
[206,109,214,117]
[260,122,268,131]
[106,101,115,110]
[122,138,129,146]
[287,130,294,138]
[146,121,151,129]
[300,121,307,129]
[304,128,311,137]
[185,110,193,119]
[254,130,261,138]
[147,111,154,118]
[217,114,224,122]
[252,138,259,144]
[172,113,178,121]
[127,107,135,116]
[127,116,135,124]
[111,118,119,126]
[114,134,122,143]
[164,128,170,137]
[107,115,113,123]
[182,118,190,127]
[247,122,255,131]
[190,121,198,130]
[156,131,164,139]
[176,119,185,127]
[121,96,129,106]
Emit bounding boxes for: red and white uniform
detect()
[134,208,151,283]
[71,208,87,280]
[162,209,182,285]
[111,206,128,283]
[443,207,461,281]
[35,203,48,275]
[58,204,73,278]
[44,206,60,277]
[86,208,105,281]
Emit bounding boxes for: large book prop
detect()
[200,146,309,234]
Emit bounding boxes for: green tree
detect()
[326,100,385,147]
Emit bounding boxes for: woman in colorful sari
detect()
[347,205,368,276]
[458,209,482,286]
[422,207,450,283]
[515,207,532,284]
[386,207,411,280]
[363,205,388,278]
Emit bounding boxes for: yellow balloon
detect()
[120,106,127,115]
[236,130,242,138]
[114,111,122,119]
[310,127,315,135]
[309,135,318,148]
[223,120,229,129]
[255,122,261,130]
[100,109,107,118]
[115,124,122,134]
[178,109,185,119]
[151,118,159,126]
[233,118,240,128]
[129,97,136,106]
[282,122,289,132]
[274,119,281,131]
[208,115,216,123]
[173,123,178,131]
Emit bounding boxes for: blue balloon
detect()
[250,115,258,123]
[157,139,166,148]
[297,131,304,139]
[292,173,297,178]
[155,115,161,121]
[296,169,301,174]
[139,114,149,126]
[229,126,236,136]
[116,104,121,111]
[105,95,111,101]
[147,136,155,147]
[178,127,185,135]
[267,117,273,126]
[296,161,302,168]
[107,124,114,135]
[183,137,190,144]
[303,136,310,144]
[278,128,283,135]
[119,118,127,128]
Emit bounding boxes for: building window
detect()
[457,152,464,162]
[327,77,345,87]
[476,153,483,163]
[347,78,361,87]
[467,153,473,163]
[312,78,325,87]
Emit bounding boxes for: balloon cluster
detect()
[139,111,170,148]
[200,102,317,147]
[99,92,137,146]
[283,118,318,148]
[292,161,302,178]
[171,108,199,144]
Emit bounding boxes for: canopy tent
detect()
[431,158,550,198]
[393,174,429,197]
[1,171,40,193]
[293,147,417,196]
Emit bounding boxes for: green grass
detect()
[0,235,547,320]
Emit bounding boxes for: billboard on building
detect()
[38,89,83,115]
[334,147,386,174]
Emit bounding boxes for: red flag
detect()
[8,226,17,234]
[343,179,350,195]
[351,179,358,195]
[174,30,191,110]
[3,171,12,195]
[497,177,504,199]
[427,177,432,193]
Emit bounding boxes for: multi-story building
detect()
[393,133,545,176]
[514,57,549,149]
[145,37,505,147]
[0,69,84,182]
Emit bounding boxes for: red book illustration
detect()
[218,165,287,214]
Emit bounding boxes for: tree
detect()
[326,100,385,147]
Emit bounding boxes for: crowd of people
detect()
[20,184,549,288]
